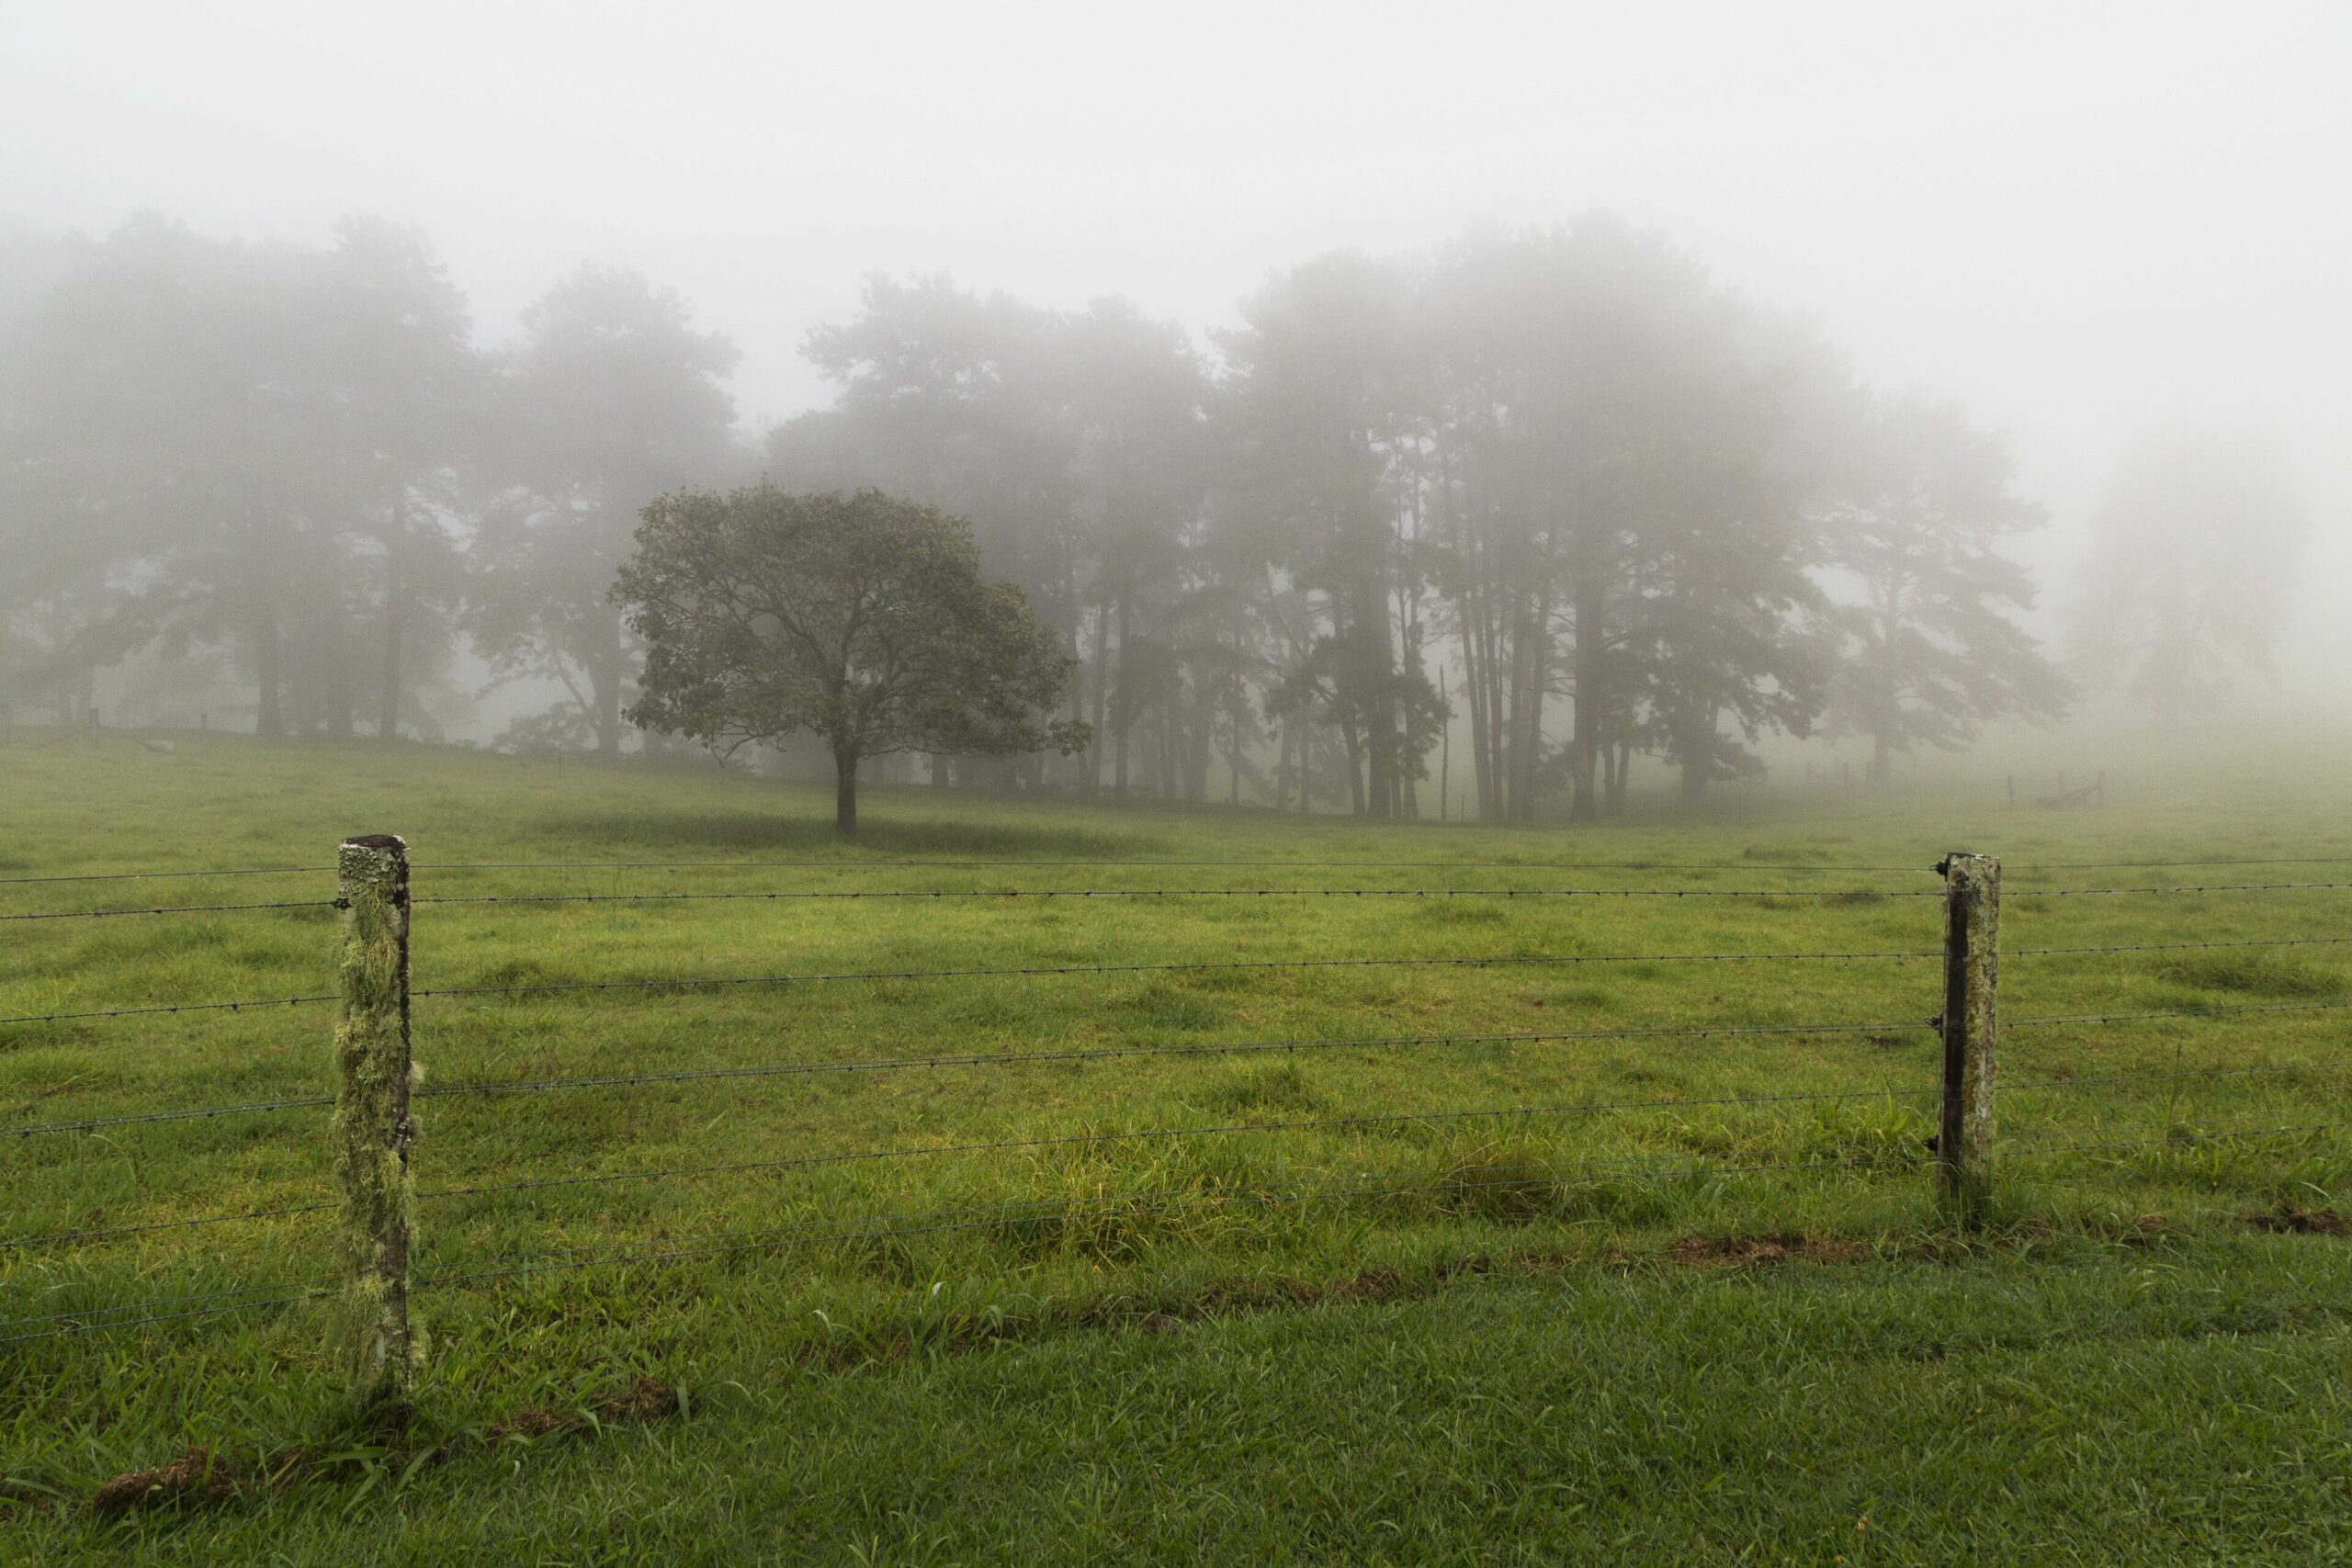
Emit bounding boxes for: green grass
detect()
[4,725,2351,1562]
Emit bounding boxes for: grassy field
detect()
[3,726,2350,1562]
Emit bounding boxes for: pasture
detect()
[4,728,2351,1562]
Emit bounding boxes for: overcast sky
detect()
[6,0,2348,675]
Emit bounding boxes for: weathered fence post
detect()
[1936,852,1999,1226]
[334,833,417,1401]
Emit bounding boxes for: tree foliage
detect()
[1821,393,2068,777]
[614,486,1088,832]
[2070,429,2305,719]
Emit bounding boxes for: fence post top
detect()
[342,834,407,854]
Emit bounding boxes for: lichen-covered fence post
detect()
[334,833,419,1399]
[1936,852,2000,1227]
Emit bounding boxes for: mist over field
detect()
[13,11,2352,1552]
[3,1,2346,806]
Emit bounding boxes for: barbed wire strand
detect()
[2000,1120,2345,1150]
[19,1058,2346,1252]
[1,1095,335,1140]
[416,1081,1946,1207]
[406,948,1939,1007]
[2015,857,2352,871]
[1,1151,1928,1344]
[11,1123,2344,1343]
[2002,1000,2352,1029]
[413,886,1942,908]
[0,1018,1931,1141]
[416,858,1940,874]
[2030,883,2352,898]
[0,1274,338,1336]
[0,866,334,887]
[2,853,2339,891]
[2008,937,2352,958]
[0,1082,1946,1254]
[416,1152,1930,1293]
[404,1020,1935,1106]
[6,936,2336,1031]
[0,1199,336,1251]
[0,949,1941,1030]
[403,1126,2352,1294]
[0,1285,334,1346]
[0,994,338,1027]
[2010,1062,2350,1093]
[0,899,342,923]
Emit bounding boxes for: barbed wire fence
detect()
[0,841,2346,1394]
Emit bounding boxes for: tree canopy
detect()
[2070,429,2305,720]
[614,486,1088,832]
[2,209,2078,818]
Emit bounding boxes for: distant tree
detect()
[1820,392,2067,780]
[1419,219,1808,819]
[2070,429,2305,719]
[0,217,484,738]
[778,279,1216,800]
[614,486,1089,834]
[472,266,741,754]
[1219,252,1427,818]
[314,218,481,741]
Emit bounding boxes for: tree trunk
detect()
[589,605,626,756]
[1111,601,1132,798]
[379,538,404,742]
[1358,579,1397,820]
[324,600,355,739]
[1084,598,1111,795]
[1567,578,1604,821]
[834,748,859,836]
[254,598,284,739]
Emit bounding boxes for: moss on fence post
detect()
[332,833,419,1401]
[1937,852,2000,1228]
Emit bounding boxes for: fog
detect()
[3,2,2346,810]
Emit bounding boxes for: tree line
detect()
[0,213,2305,817]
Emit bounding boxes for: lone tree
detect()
[615,486,1089,833]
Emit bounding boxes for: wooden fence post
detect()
[1937,852,1999,1226]
[334,833,417,1400]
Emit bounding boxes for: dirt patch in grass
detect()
[1664,1233,1872,1269]
[90,1449,243,1516]
[486,1375,681,1447]
[84,1378,681,1513]
[2247,1203,2350,1235]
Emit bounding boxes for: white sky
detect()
[6,0,2348,676]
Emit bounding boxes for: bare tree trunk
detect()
[378,536,403,742]
[254,597,285,739]
[1112,601,1132,797]
[834,748,859,836]
[324,594,355,740]
[1084,598,1111,795]
[1567,578,1603,821]
[1358,578,1396,820]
